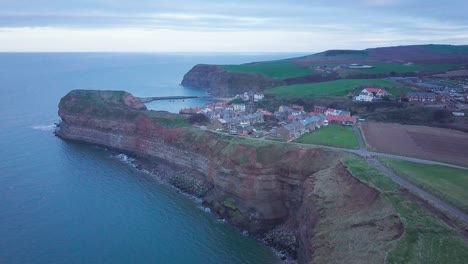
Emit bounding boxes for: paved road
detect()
[368,157,468,222]
[351,125,468,223]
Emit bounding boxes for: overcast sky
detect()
[0,0,467,52]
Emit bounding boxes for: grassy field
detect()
[266,79,408,99]
[294,125,359,149]
[222,61,313,79]
[379,158,468,213]
[343,158,468,264]
[350,63,460,75]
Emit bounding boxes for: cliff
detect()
[57,90,403,263]
[181,64,284,96]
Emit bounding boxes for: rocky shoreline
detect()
[104,149,298,262]
[56,90,404,263]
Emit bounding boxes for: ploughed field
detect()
[362,122,468,166]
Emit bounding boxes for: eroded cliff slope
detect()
[57,90,403,263]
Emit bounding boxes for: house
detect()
[253,93,264,102]
[407,92,436,102]
[299,116,323,131]
[246,112,264,124]
[233,104,246,112]
[292,104,304,112]
[325,108,351,117]
[276,124,297,140]
[326,115,357,125]
[355,88,389,102]
[435,92,450,102]
[279,105,294,113]
[208,119,224,130]
[291,121,306,136]
[314,106,326,114]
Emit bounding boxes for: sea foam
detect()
[32,124,56,131]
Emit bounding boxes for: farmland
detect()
[294,125,359,149]
[347,63,460,75]
[379,158,468,213]
[361,122,468,166]
[265,79,409,99]
[343,158,468,264]
[222,61,313,79]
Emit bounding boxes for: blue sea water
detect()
[0,52,306,264]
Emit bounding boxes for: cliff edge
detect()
[57,89,403,263]
[181,64,284,96]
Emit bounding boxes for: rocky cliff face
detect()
[181,64,284,96]
[57,90,403,263]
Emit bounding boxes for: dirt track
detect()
[362,122,468,166]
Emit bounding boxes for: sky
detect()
[0,0,467,52]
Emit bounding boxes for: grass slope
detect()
[222,61,313,79]
[343,158,468,264]
[266,79,408,98]
[294,125,359,149]
[379,158,468,213]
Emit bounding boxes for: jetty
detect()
[139,95,212,103]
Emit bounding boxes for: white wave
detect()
[114,153,137,167]
[32,124,56,131]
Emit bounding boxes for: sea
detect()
[0,52,307,264]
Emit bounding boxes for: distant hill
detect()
[182,44,468,96]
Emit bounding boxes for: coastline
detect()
[104,147,295,263]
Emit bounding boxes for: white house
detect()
[233,104,246,112]
[355,88,389,102]
[253,93,264,102]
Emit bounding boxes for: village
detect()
[179,78,468,141]
[180,91,359,141]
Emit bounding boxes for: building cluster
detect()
[272,105,358,141]
[180,101,268,136]
[390,77,468,105]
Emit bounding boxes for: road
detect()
[205,126,468,222]
[352,125,468,222]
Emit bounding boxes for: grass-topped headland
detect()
[59,89,189,128]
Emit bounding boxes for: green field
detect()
[350,63,461,75]
[222,61,313,79]
[294,125,359,149]
[379,158,468,213]
[344,158,468,264]
[266,79,409,99]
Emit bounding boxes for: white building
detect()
[233,104,246,112]
[253,93,264,102]
[355,88,389,102]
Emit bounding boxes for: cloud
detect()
[0,1,467,51]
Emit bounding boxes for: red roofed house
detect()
[355,88,389,102]
[326,115,357,125]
